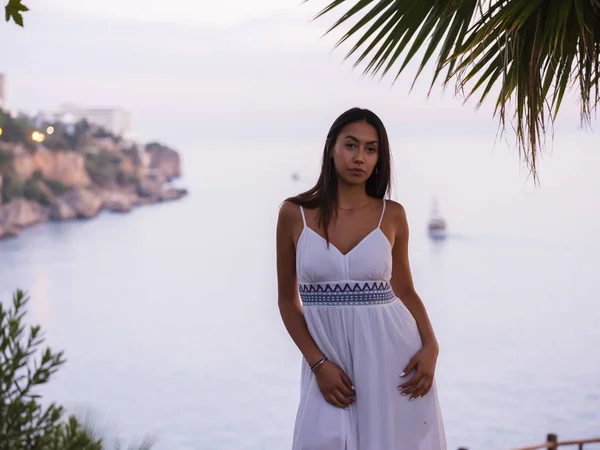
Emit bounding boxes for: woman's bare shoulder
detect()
[277,200,305,247]
[385,199,407,218]
[384,200,409,236]
[278,200,302,227]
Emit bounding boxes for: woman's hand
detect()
[398,343,439,400]
[314,361,356,408]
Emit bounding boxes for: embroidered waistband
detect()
[298,281,395,306]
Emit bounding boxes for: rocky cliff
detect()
[10,144,92,186]
[0,118,188,240]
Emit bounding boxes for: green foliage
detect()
[122,146,141,166]
[5,0,28,27]
[23,178,51,205]
[84,145,143,187]
[1,168,72,205]
[116,170,139,186]
[92,128,116,140]
[111,436,155,450]
[1,168,69,205]
[0,289,80,450]
[144,142,164,152]
[0,110,36,152]
[1,170,23,203]
[311,0,600,180]
[44,179,69,196]
[30,169,43,181]
[64,120,92,151]
[0,147,14,171]
[0,290,155,450]
[43,132,70,152]
[0,111,27,141]
[48,416,103,450]
[85,151,122,186]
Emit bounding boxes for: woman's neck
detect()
[337,183,368,207]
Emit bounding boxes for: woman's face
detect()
[331,120,379,186]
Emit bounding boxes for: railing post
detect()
[458,448,468,450]
[548,433,558,450]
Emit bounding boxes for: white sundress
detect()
[292,200,447,450]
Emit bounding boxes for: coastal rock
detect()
[145,143,181,181]
[53,187,103,220]
[49,199,77,221]
[118,156,138,183]
[134,197,155,207]
[102,190,135,213]
[11,144,91,186]
[35,180,57,204]
[0,125,189,239]
[85,137,122,154]
[161,187,188,202]
[136,178,163,200]
[0,199,50,229]
[0,224,20,239]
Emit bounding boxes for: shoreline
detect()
[1,111,189,240]
[0,183,188,240]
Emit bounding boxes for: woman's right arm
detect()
[276,202,356,409]
[276,201,324,368]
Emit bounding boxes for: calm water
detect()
[1,134,599,450]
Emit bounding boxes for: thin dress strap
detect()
[378,199,386,228]
[299,205,307,228]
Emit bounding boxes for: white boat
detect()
[428,199,447,240]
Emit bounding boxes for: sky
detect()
[34,0,301,27]
[2,6,599,447]
[1,0,597,149]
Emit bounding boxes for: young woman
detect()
[276,108,446,449]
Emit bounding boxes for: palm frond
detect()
[310,0,600,180]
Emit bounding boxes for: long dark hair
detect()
[287,107,392,243]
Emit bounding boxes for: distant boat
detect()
[291,172,300,181]
[428,199,447,240]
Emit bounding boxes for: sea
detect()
[1,132,599,450]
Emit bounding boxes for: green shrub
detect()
[1,171,23,203]
[23,178,51,205]
[145,142,162,151]
[0,290,155,450]
[43,133,70,152]
[85,151,121,186]
[45,179,69,196]
[0,148,14,171]
[0,113,36,152]
[31,169,43,181]
[2,170,68,205]
[116,170,139,186]
[123,146,141,166]
[0,290,100,450]
[65,120,92,151]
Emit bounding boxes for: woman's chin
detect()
[339,176,367,186]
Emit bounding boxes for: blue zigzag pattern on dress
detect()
[298,281,395,306]
[298,281,390,293]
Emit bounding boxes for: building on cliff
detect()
[43,103,133,139]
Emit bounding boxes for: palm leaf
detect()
[310,0,600,180]
[5,0,28,26]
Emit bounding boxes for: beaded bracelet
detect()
[310,355,328,373]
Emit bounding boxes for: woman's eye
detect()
[367,147,377,153]
[346,143,355,149]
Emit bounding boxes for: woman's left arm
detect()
[389,202,439,400]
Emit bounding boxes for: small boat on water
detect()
[428,199,447,240]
